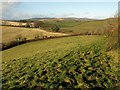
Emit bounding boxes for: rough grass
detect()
[2,26,68,44]
[2,35,119,89]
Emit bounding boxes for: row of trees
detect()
[25,21,60,32]
[2,21,60,32]
[2,35,27,50]
[1,33,61,50]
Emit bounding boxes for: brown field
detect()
[2,26,68,43]
[1,20,26,26]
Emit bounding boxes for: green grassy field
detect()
[44,19,108,34]
[2,35,119,89]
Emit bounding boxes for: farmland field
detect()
[1,19,108,50]
[2,19,111,45]
[2,26,68,44]
[43,19,108,34]
[2,35,119,89]
[1,1,119,89]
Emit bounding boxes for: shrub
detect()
[34,21,43,28]
[34,35,40,40]
[4,36,27,50]
[0,43,2,50]
[15,36,27,45]
[51,24,60,32]
[31,21,60,32]
[25,23,30,28]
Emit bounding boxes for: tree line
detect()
[2,21,60,32]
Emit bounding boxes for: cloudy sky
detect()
[1,0,118,20]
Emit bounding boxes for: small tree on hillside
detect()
[25,22,30,28]
[51,24,60,32]
[34,21,43,28]
[15,35,27,45]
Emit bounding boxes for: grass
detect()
[2,26,68,44]
[3,35,101,60]
[44,20,107,34]
[2,35,119,89]
[2,18,119,89]
[2,19,109,44]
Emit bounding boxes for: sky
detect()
[1,0,119,2]
[1,0,118,20]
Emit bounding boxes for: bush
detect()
[25,23,30,28]
[2,36,27,50]
[2,41,18,50]
[34,22,60,32]
[0,43,2,50]
[34,21,43,28]
[51,24,60,32]
[34,35,40,40]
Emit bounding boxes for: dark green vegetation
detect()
[38,22,60,32]
[25,21,60,32]
[2,36,119,89]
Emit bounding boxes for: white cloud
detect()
[1,1,22,20]
[1,0,18,2]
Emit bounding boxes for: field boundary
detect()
[1,34,101,51]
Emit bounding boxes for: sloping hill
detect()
[49,19,107,34]
[2,35,119,89]
[3,35,101,60]
[2,26,68,44]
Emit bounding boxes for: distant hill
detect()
[61,17,97,21]
[21,17,97,22]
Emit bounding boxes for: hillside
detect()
[2,35,119,89]
[2,26,68,44]
[1,18,108,35]
[1,18,110,36]
[3,35,102,60]
[2,18,119,89]
[1,1,119,89]
[18,17,95,22]
[1,19,109,50]
[31,18,108,34]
